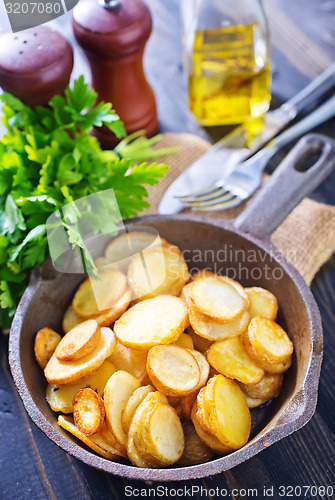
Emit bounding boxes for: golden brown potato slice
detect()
[244,396,268,408]
[127,245,190,301]
[188,349,210,391]
[243,316,294,368]
[62,290,131,334]
[137,402,184,466]
[62,305,84,334]
[58,415,120,460]
[190,276,249,323]
[55,320,101,362]
[104,370,141,449]
[239,372,283,400]
[178,420,215,466]
[174,333,194,350]
[245,287,278,320]
[189,302,250,341]
[46,359,116,413]
[187,326,213,354]
[72,269,127,318]
[34,327,62,369]
[191,403,232,455]
[179,283,192,308]
[89,430,125,457]
[45,327,116,385]
[73,388,105,435]
[146,345,200,397]
[265,357,292,374]
[207,336,264,385]
[196,384,214,435]
[99,423,128,457]
[180,392,197,420]
[204,375,251,449]
[127,391,168,468]
[105,231,168,273]
[114,295,188,350]
[121,385,155,434]
[108,341,149,383]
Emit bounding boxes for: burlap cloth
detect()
[144,133,335,285]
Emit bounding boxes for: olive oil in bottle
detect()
[188,24,271,126]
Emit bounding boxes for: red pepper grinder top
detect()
[0,27,73,107]
[73,0,159,147]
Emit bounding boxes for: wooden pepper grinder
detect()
[0,27,73,107]
[73,0,159,148]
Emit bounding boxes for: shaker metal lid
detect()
[0,27,71,74]
[73,0,150,34]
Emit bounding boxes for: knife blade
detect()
[159,64,335,215]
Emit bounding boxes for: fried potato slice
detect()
[245,287,278,320]
[243,316,294,368]
[72,269,127,318]
[108,341,149,383]
[104,370,141,449]
[244,396,268,408]
[89,430,125,457]
[105,231,168,273]
[127,245,190,301]
[191,403,232,455]
[174,333,194,350]
[187,326,213,354]
[45,327,116,385]
[58,415,120,460]
[114,296,188,350]
[180,392,197,420]
[55,320,100,362]
[178,420,215,466]
[265,357,292,374]
[239,372,283,400]
[127,391,168,468]
[189,302,250,341]
[62,305,84,334]
[196,384,214,435]
[188,349,210,391]
[146,345,200,397]
[204,375,251,449]
[121,385,155,434]
[190,276,249,323]
[73,388,105,435]
[179,283,192,308]
[137,402,184,466]
[34,327,62,369]
[62,290,131,334]
[207,336,264,385]
[46,360,115,413]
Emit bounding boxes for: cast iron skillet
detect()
[8,134,335,481]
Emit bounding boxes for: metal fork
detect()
[176,94,335,211]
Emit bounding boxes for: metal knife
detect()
[159,63,335,214]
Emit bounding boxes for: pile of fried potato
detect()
[35,231,294,468]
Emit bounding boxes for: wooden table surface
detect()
[1,1,335,499]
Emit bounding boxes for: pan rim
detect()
[8,214,323,481]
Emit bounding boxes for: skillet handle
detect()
[234,133,335,240]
